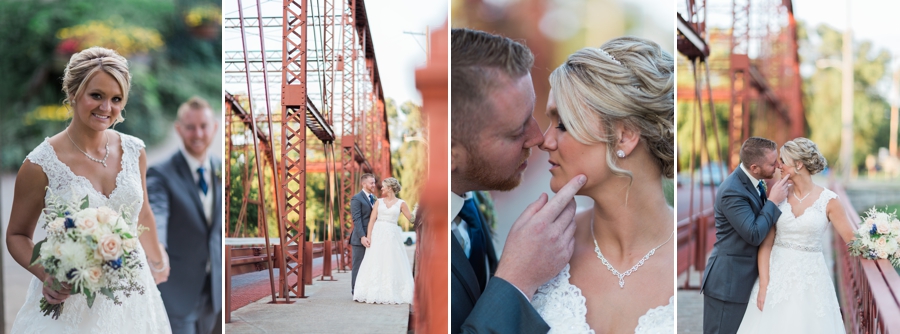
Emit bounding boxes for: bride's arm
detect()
[137,149,170,284]
[6,161,72,304]
[399,202,414,222]
[826,198,857,243]
[366,202,379,244]
[6,161,51,281]
[756,226,776,310]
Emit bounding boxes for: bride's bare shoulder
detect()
[16,159,48,192]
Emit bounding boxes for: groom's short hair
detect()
[740,137,777,168]
[451,28,534,147]
[360,173,375,183]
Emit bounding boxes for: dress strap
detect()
[24,139,69,190]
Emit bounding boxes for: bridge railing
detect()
[832,183,900,333]
[677,207,716,288]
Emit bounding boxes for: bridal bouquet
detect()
[848,207,900,268]
[29,191,147,319]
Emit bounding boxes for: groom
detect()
[701,137,790,334]
[147,96,222,334]
[450,28,585,333]
[350,173,377,294]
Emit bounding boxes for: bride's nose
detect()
[99,99,112,112]
[539,124,558,151]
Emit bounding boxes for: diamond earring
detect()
[616,150,626,158]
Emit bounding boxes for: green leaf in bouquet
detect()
[122,232,133,239]
[100,287,115,301]
[85,288,95,308]
[30,239,47,266]
[80,195,90,210]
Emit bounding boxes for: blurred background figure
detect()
[0,1,221,332]
[148,97,222,334]
[451,0,675,259]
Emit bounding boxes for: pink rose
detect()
[98,234,123,261]
[75,215,99,235]
[85,266,103,283]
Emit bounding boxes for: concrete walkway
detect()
[226,269,410,334]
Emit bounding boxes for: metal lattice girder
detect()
[339,0,358,270]
[280,0,308,300]
[224,15,344,29]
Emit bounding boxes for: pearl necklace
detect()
[67,130,110,167]
[591,216,674,288]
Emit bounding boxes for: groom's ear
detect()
[616,123,641,157]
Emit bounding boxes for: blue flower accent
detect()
[870,224,878,236]
[64,217,75,229]
[107,257,122,270]
[869,250,878,259]
[66,268,78,280]
[64,211,71,216]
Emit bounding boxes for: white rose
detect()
[75,216,100,236]
[877,238,887,247]
[48,218,65,232]
[74,208,98,221]
[878,221,891,234]
[98,234,123,261]
[96,207,119,226]
[878,250,889,259]
[122,238,138,252]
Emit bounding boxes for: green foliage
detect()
[0,0,221,171]
[801,22,892,172]
[387,99,427,231]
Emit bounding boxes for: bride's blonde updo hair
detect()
[62,47,132,125]
[382,177,402,195]
[780,137,827,175]
[550,36,674,181]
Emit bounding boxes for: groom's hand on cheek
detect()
[494,174,586,301]
[767,175,791,204]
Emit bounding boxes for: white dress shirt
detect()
[181,150,213,225]
[451,191,472,257]
[740,163,762,197]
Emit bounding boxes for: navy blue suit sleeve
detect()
[461,277,550,334]
[146,166,170,249]
[351,195,364,237]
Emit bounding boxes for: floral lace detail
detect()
[533,265,593,334]
[533,265,673,333]
[11,132,171,333]
[353,199,414,304]
[758,187,841,317]
[635,296,674,334]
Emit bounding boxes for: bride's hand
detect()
[149,243,170,284]
[757,285,767,311]
[42,276,72,305]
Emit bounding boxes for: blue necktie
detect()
[457,198,487,292]
[197,167,208,195]
[368,194,375,206]
[758,180,767,203]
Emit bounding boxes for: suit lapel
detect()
[451,236,481,303]
[173,153,207,225]
[734,168,763,210]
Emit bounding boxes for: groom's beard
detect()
[467,147,531,191]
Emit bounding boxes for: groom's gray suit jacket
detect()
[701,167,781,303]
[451,197,549,334]
[350,191,373,246]
[147,152,223,320]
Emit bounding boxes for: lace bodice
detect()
[773,188,837,251]
[375,198,404,224]
[26,132,145,230]
[11,131,171,333]
[533,264,674,334]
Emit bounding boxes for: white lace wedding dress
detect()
[353,198,414,304]
[736,188,844,333]
[533,264,674,333]
[11,133,171,333]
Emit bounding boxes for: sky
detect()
[221,0,448,109]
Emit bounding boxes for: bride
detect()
[531,37,675,333]
[736,137,855,333]
[353,177,415,304]
[6,47,171,333]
